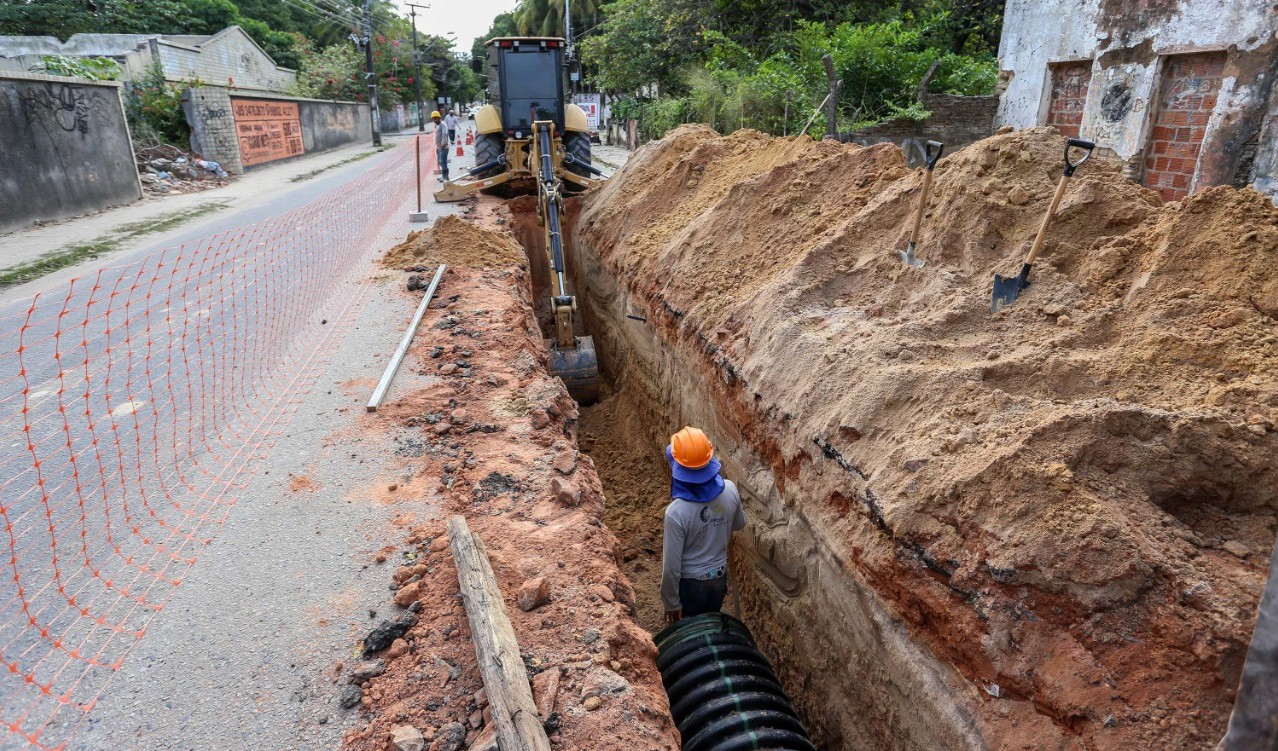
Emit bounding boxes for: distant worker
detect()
[661,427,746,624]
[432,110,449,183]
[444,109,459,144]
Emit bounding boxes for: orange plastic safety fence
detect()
[0,140,435,749]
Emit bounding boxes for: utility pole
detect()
[362,0,382,147]
[407,3,429,132]
[564,0,576,95]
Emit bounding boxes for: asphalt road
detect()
[0,127,478,750]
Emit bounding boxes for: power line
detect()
[276,0,358,30]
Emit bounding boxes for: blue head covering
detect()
[666,445,725,503]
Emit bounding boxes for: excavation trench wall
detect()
[565,221,984,750]
[557,125,1278,751]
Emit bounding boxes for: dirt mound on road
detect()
[577,124,1278,750]
[383,214,524,268]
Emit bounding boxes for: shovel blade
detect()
[991,268,1032,313]
[899,241,926,268]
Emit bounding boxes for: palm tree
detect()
[513,0,603,38]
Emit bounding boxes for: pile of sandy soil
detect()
[577,125,1278,749]
[384,214,525,268]
[344,262,677,751]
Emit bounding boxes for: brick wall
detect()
[1046,61,1092,139]
[842,93,998,167]
[1142,52,1226,202]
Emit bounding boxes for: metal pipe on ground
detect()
[367,263,446,411]
[655,612,815,751]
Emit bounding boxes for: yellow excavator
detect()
[435,37,603,404]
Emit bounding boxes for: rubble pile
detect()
[134,142,230,197]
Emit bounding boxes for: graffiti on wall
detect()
[232,98,304,166]
[18,82,104,138]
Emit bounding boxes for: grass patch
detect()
[290,148,384,183]
[0,202,228,290]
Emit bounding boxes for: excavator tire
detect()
[473,133,505,178]
[564,131,593,178]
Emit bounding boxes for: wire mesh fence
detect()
[0,138,435,750]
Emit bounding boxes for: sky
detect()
[393,0,520,53]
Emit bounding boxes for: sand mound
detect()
[384,214,524,268]
[578,125,1278,749]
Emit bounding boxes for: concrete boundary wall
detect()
[0,71,141,234]
[842,93,998,167]
[184,86,372,174]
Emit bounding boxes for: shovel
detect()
[991,138,1095,312]
[900,140,945,267]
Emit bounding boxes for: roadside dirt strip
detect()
[342,259,678,751]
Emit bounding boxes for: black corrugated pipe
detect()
[654,612,816,751]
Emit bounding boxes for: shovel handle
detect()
[924,140,945,170]
[1063,138,1095,177]
[1025,173,1070,265]
[907,141,945,244]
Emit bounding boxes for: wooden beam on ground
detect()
[447,516,552,751]
[367,263,446,412]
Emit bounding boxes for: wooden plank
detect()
[367,263,446,412]
[448,516,553,751]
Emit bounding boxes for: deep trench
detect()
[507,197,983,751]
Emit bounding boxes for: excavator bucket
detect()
[548,335,599,405]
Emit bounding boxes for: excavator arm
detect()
[532,121,599,404]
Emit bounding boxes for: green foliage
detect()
[599,10,997,140]
[471,11,518,73]
[579,0,712,94]
[125,62,194,144]
[513,0,604,37]
[291,37,364,101]
[37,55,123,81]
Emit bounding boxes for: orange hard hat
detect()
[670,426,714,469]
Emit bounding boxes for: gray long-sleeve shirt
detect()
[433,123,448,149]
[661,480,746,611]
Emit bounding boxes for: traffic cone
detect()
[465,130,474,145]
[456,142,464,157]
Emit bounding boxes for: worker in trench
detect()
[661,427,747,624]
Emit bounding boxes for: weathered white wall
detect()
[0,27,295,93]
[996,0,1278,200]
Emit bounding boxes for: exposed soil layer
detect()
[384,214,525,269]
[578,390,671,631]
[343,257,677,751]
[572,125,1278,750]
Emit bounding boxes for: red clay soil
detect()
[576,125,1278,750]
[342,260,677,751]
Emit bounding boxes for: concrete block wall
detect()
[843,93,998,167]
[184,86,243,174]
[160,30,295,92]
[997,0,1278,202]
[0,72,140,233]
[184,86,371,174]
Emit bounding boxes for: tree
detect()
[292,37,365,101]
[471,11,519,72]
[513,0,605,37]
[580,0,713,94]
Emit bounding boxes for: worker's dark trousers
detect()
[436,147,449,181]
[680,574,728,617]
